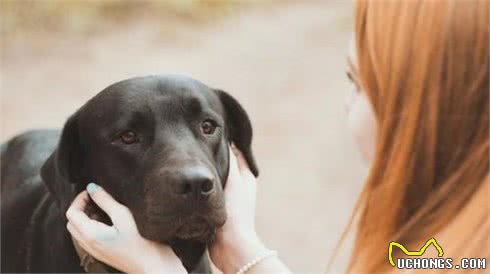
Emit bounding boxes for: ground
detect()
[1,1,365,272]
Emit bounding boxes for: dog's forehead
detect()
[86,75,223,114]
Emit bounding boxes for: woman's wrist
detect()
[215,225,270,274]
[132,240,186,274]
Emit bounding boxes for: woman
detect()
[66,0,489,273]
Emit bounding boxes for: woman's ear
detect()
[214,89,259,177]
[41,112,85,211]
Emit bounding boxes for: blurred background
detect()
[1,0,365,272]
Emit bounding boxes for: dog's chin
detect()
[173,215,221,243]
[174,228,216,243]
[141,216,224,244]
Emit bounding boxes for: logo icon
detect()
[388,238,444,267]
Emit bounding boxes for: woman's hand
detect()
[209,145,269,273]
[66,184,186,274]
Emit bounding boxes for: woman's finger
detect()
[67,191,91,213]
[67,222,104,261]
[86,183,136,231]
[68,223,122,274]
[67,221,82,241]
[68,213,119,247]
[67,221,92,247]
[66,211,97,242]
[67,206,112,240]
[86,183,120,217]
[228,145,240,178]
[66,200,95,229]
[230,144,254,179]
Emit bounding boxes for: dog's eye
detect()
[201,120,217,135]
[120,130,139,144]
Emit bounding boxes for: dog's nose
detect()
[173,167,215,198]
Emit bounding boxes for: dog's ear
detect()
[41,112,84,210]
[215,89,259,177]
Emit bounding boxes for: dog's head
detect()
[41,75,258,243]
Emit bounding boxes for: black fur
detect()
[1,75,258,273]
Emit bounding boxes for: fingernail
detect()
[86,182,99,194]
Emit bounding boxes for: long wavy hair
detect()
[335,1,489,273]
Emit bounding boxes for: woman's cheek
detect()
[346,92,377,165]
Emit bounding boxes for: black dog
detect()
[1,75,258,273]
